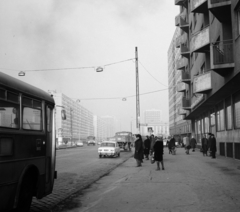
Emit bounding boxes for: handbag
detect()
[151,154,155,164]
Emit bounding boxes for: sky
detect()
[0,0,179,131]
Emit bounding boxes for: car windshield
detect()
[101,143,115,147]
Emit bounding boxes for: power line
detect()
[138,60,168,87]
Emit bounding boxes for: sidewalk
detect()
[68,147,240,212]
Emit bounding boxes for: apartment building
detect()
[174,0,240,159]
[168,27,191,139]
[52,92,94,145]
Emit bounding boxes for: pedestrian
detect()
[210,133,217,159]
[190,135,197,152]
[208,133,212,156]
[134,134,144,167]
[185,135,191,154]
[168,135,176,154]
[153,135,165,171]
[201,134,208,156]
[143,136,151,160]
[150,134,155,155]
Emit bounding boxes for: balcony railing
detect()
[190,26,210,52]
[212,41,234,65]
[191,94,205,109]
[193,71,212,93]
[175,0,185,6]
[176,57,186,70]
[191,0,208,13]
[177,82,187,92]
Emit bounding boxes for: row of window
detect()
[196,90,240,133]
[0,89,52,132]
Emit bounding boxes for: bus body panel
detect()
[0,72,56,211]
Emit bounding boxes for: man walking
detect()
[210,133,217,159]
[190,135,197,152]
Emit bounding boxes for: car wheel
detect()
[99,155,102,158]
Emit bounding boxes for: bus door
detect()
[45,105,56,194]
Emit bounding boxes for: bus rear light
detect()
[0,138,13,156]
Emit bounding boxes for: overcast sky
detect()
[0,0,179,131]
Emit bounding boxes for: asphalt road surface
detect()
[30,144,133,212]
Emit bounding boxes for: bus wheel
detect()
[15,174,34,212]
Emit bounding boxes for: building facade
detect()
[174,0,240,160]
[168,27,191,139]
[144,109,162,124]
[52,92,94,145]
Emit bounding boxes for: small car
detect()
[98,141,120,158]
[87,140,96,146]
[76,141,84,147]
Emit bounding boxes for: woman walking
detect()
[153,135,165,171]
[134,134,144,167]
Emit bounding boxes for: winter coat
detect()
[134,139,143,160]
[210,136,217,152]
[190,137,197,149]
[153,140,164,162]
[144,138,151,155]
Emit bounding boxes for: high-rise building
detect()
[168,26,191,138]
[174,0,240,160]
[51,92,94,145]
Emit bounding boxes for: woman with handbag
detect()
[153,135,165,171]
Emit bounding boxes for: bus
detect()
[115,131,133,151]
[87,135,96,145]
[0,72,57,211]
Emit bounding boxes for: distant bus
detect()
[115,131,133,151]
[87,135,96,145]
[0,72,57,211]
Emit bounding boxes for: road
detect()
[51,147,240,212]
[30,145,133,212]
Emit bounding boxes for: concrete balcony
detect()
[177,82,188,92]
[180,44,190,58]
[175,0,185,6]
[181,71,191,83]
[191,0,208,13]
[175,15,180,27]
[210,41,234,76]
[193,71,212,94]
[176,57,188,70]
[178,108,187,115]
[181,97,191,110]
[175,36,181,48]
[190,26,210,53]
[191,94,205,110]
[208,0,231,22]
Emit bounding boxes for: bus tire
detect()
[15,174,34,212]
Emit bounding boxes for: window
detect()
[22,97,42,131]
[47,107,52,132]
[234,91,240,128]
[0,101,19,129]
[200,63,205,74]
[210,110,215,126]
[216,102,224,131]
[225,97,232,130]
[205,116,209,133]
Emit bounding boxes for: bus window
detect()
[47,106,52,132]
[0,102,19,128]
[22,97,42,130]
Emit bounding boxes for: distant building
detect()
[51,92,94,145]
[144,109,162,125]
[174,0,240,160]
[141,122,169,137]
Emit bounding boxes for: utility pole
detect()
[135,47,140,133]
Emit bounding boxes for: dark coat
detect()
[201,137,208,152]
[169,138,175,149]
[153,140,164,162]
[210,136,217,152]
[134,139,143,160]
[190,137,197,148]
[144,138,151,155]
